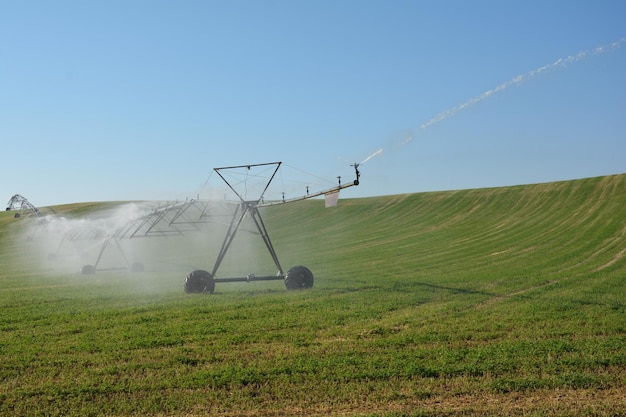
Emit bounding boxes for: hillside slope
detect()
[4,174,624,284]
[1,174,625,416]
[266,173,626,289]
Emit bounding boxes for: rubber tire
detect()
[82,265,96,275]
[284,266,314,290]
[184,270,215,294]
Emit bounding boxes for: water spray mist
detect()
[409,38,626,141]
[353,38,625,165]
[360,148,383,165]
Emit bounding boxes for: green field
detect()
[1,174,625,416]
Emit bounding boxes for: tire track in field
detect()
[475,279,557,309]
[594,244,626,272]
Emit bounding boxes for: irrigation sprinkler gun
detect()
[184,162,361,294]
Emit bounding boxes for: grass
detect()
[0,174,625,416]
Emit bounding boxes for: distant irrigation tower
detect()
[5,194,41,218]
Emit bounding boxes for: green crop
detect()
[1,174,624,416]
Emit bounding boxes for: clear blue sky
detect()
[2,1,625,207]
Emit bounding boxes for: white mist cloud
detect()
[17,199,278,283]
[20,203,152,274]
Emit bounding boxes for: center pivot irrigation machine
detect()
[6,194,49,218]
[183,161,360,294]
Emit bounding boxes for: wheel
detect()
[130,262,144,273]
[184,270,215,294]
[82,265,96,275]
[284,266,314,290]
